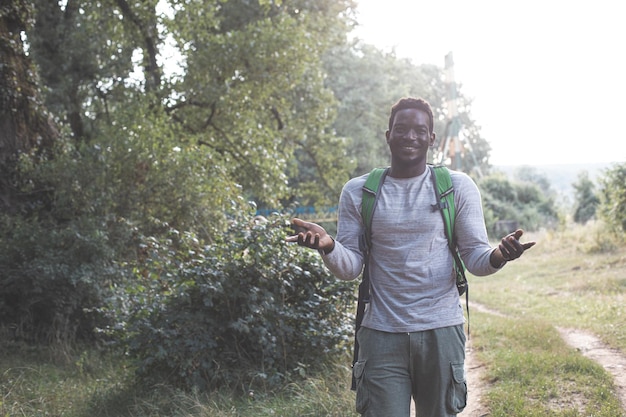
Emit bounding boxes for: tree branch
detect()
[114,0,161,92]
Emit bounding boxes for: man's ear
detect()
[430,132,436,146]
[385,130,390,143]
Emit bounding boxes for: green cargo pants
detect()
[353,325,467,417]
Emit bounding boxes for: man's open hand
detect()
[499,229,536,261]
[285,218,335,254]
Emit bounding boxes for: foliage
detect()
[110,213,356,391]
[26,0,356,209]
[1,0,358,345]
[0,137,128,344]
[478,171,560,236]
[0,210,122,345]
[512,165,555,198]
[0,0,58,215]
[168,1,355,207]
[597,162,626,235]
[0,93,242,343]
[572,170,599,224]
[88,98,240,238]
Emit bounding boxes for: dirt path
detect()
[557,327,626,410]
[458,338,490,417]
[457,302,504,415]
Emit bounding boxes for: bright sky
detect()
[352,0,626,166]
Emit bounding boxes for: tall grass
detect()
[0,344,356,417]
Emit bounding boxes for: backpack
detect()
[351,164,468,390]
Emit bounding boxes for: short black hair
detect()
[388,98,434,134]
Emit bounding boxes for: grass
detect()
[470,312,622,416]
[471,221,626,350]
[467,221,626,416]
[0,345,131,417]
[0,344,357,417]
[1,221,625,416]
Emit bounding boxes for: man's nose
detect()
[403,129,418,139]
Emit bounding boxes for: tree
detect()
[572,170,599,224]
[161,0,357,208]
[28,0,158,141]
[598,162,626,234]
[513,166,554,199]
[24,0,356,211]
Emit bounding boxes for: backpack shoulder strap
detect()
[429,164,470,332]
[352,167,388,391]
[430,165,456,242]
[361,167,389,251]
[429,165,468,293]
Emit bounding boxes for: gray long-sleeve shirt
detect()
[321,168,500,333]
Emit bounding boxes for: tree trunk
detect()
[0,0,57,211]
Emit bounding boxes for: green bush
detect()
[0,102,241,346]
[0,212,126,345]
[478,173,560,237]
[113,214,356,391]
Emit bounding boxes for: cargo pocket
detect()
[353,360,369,414]
[446,362,467,414]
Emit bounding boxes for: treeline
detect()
[0,0,624,392]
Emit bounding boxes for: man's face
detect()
[386,108,435,167]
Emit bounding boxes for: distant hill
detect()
[492,162,616,206]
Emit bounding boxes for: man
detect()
[286,97,534,416]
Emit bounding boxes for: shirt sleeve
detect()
[319,176,366,281]
[451,172,501,276]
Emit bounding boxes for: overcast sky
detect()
[351,0,626,166]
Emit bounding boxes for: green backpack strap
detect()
[429,165,467,294]
[361,167,389,251]
[429,164,470,334]
[352,167,388,391]
[430,165,456,242]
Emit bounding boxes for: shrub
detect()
[114,213,356,391]
[478,173,560,237]
[0,212,126,345]
[0,107,241,346]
